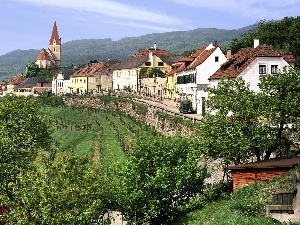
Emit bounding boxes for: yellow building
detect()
[166,57,194,100]
[70,62,112,94]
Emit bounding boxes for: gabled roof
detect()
[114,55,149,70]
[7,74,27,85]
[134,48,172,57]
[71,62,111,77]
[37,48,51,61]
[210,45,295,80]
[186,47,216,70]
[226,157,300,170]
[16,77,50,89]
[49,21,60,45]
[167,56,196,76]
[158,55,181,66]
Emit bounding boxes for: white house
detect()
[176,42,227,114]
[52,68,74,95]
[209,40,295,92]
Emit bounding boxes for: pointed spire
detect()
[49,21,60,45]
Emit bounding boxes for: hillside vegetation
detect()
[0,25,252,80]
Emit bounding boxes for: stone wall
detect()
[63,96,195,137]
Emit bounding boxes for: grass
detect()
[171,169,299,225]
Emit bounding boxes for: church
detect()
[36,21,61,69]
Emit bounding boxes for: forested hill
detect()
[0,25,253,80]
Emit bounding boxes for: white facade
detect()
[52,73,71,95]
[177,44,227,115]
[113,69,139,92]
[210,56,292,92]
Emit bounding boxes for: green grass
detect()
[171,170,299,225]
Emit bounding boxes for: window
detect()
[259,65,267,74]
[145,62,151,66]
[158,62,164,66]
[215,56,219,62]
[271,65,278,74]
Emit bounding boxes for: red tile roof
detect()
[226,157,300,170]
[115,55,149,70]
[210,45,295,80]
[134,49,172,57]
[186,47,216,70]
[71,62,111,77]
[37,48,50,61]
[7,75,26,85]
[49,21,60,45]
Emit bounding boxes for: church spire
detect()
[49,21,60,45]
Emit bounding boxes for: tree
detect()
[229,16,300,67]
[197,78,273,165]
[258,68,300,158]
[0,95,51,194]
[2,151,114,224]
[116,134,207,224]
[197,70,300,166]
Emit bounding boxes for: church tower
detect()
[36,21,61,69]
[48,21,61,67]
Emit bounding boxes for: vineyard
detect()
[45,105,159,168]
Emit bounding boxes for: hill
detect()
[0,25,253,80]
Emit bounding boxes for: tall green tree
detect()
[117,134,207,224]
[229,16,300,66]
[2,151,114,224]
[197,69,300,165]
[0,95,51,194]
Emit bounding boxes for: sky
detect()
[0,0,299,56]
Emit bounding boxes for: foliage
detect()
[172,169,298,225]
[26,61,60,82]
[2,151,115,224]
[197,70,300,165]
[229,16,300,67]
[148,67,165,78]
[131,102,148,115]
[0,94,51,194]
[117,134,207,224]
[38,92,65,107]
[181,49,196,56]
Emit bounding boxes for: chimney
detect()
[154,43,157,50]
[227,50,232,59]
[254,39,259,48]
[214,41,218,47]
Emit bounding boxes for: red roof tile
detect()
[37,48,50,61]
[71,62,111,77]
[7,75,26,85]
[210,45,295,80]
[226,157,300,170]
[49,21,60,45]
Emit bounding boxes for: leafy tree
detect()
[0,95,51,194]
[117,134,207,224]
[2,151,114,224]
[197,78,273,165]
[148,67,165,78]
[197,69,300,165]
[181,49,196,56]
[229,16,300,67]
[258,68,300,158]
[26,62,60,82]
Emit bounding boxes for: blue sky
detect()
[0,0,299,56]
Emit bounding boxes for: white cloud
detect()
[167,0,300,20]
[15,0,185,27]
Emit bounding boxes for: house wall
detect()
[241,57,291,92]
[113,69,139,92]
[231,169,290,191]
[70,76,88,94]
[140,77,167,99]
[166,74,177,100]
[196,47,227,115]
